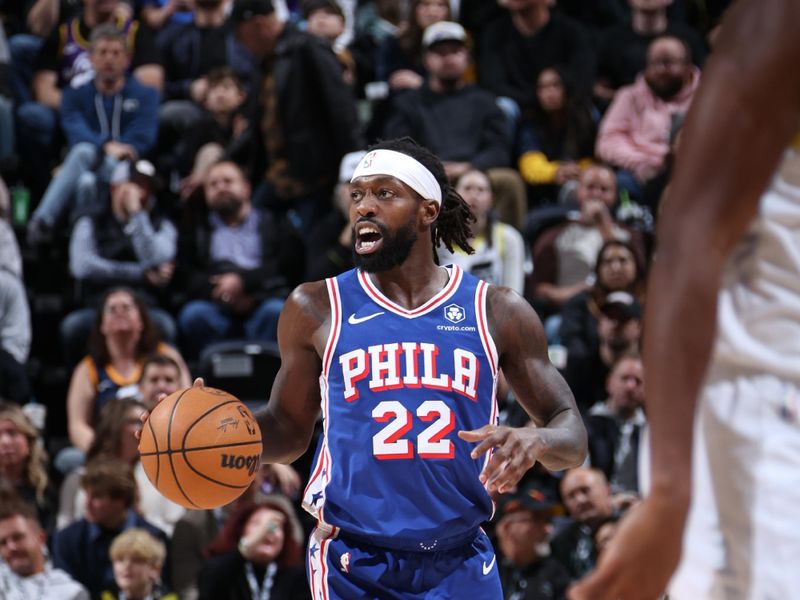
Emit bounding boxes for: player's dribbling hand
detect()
[136,377,205,441]
[567,493,687,600]
[458,425,546,493]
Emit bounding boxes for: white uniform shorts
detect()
[669,366,800,599]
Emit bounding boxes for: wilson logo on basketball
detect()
[220,454,261,476]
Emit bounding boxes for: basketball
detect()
[138,386,263,509]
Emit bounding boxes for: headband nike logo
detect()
[348,311,384,325]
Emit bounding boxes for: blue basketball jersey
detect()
[303,265,499,552]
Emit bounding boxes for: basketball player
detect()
[256,137,587,598]
[570,1,800,598]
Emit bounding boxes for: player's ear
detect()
[420,199,440,227]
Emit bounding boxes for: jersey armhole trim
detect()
[475,280,499,376]
[321,277,342,378]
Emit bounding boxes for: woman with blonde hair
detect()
[101,528,177,600]
[0,401,55,530]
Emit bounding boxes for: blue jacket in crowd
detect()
[60,77,160,157]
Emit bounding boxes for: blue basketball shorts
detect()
[306,527,503,599]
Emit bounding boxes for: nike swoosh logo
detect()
[482,555,496,575]
[348,311,384,325]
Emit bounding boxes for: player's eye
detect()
[351,190,363,201]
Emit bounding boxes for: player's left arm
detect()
[459,286,587,493]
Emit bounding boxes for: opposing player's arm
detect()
[459,286,586,492]
[643,0,800,500]
[256,282,329,464]
[570,2,800,598]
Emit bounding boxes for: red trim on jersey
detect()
[476,281,498,375]
[304,279,339,505]
[476,280,499,478]
[357,265,463,318]
[318,537,330,600]
[322,278,342,376]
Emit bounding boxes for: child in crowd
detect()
[178,68,249,200]
[102,528,177,600]
[303,0,356,84]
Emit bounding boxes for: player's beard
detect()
[352,218,418,273]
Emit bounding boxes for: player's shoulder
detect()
[285,280,332,327]
[485,284,531,315]
[485,284,545,348]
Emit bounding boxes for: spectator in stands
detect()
[171,469,301,600]
[17,0,161,196]
[0,402,56,531]
[375,0,451,91]
[140,0,194,34]
[586,353,646,494]
[595,0,706,102]
[477,0,594,116]
[550,467,615,579]
[66,287,190,455]
[58,399,185,535]
[564,291,642,412]
[157,0,255,174]
[138,354,182,411]
[495,486,571,600]
[558,239,644,390]
[592,515,620,557]
[0,501,89,600]
[437,169,526,294]
[517,66,598,206]
[0,23,14,164]
[198,499,309,600]
[61,159,177,367]
[175,161,295,361]
[102,528,177,600]
[528,164,644,314]
[303,0,356,85]
[176,68,249,201]
[553,0,627,35]
[595,35,700,193]
[384,21,511,181]
[52,458,170,599]
[5,0,74,105]
[0,218,31,403]
[231,0,362,230]
[384,22,526,228]
[26,25,160,246]
[304,150,364,281]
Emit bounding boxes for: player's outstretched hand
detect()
[458,424,547,494]
[567,494,687,600]
[136,377,205,441]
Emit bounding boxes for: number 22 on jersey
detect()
[372,400,455,460]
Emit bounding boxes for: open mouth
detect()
[354,222,384,255]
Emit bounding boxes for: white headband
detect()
[350,149,442,204]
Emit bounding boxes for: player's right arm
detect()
[256,281,330,465]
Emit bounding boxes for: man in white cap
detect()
[385,20,526,228]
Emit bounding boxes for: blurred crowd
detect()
[0,0,730,598]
